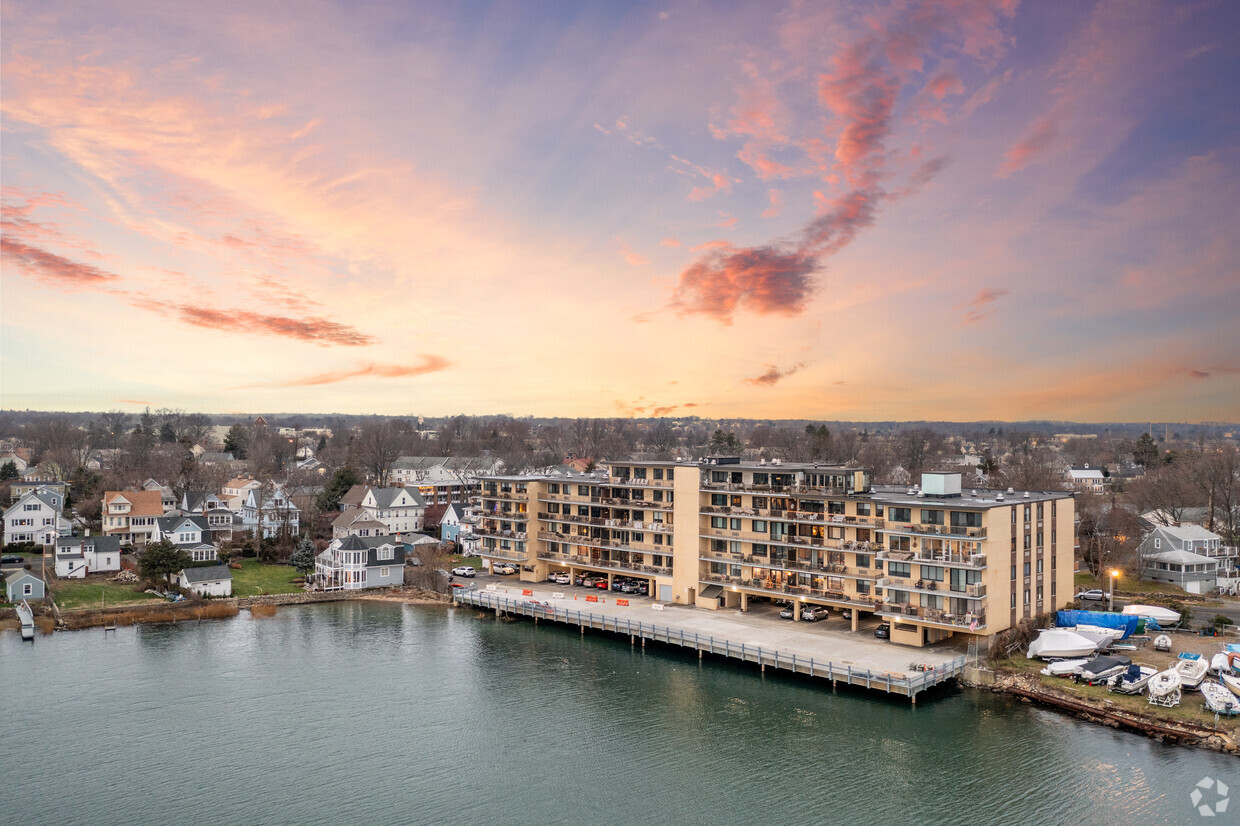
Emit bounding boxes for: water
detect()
[2,602,1234,825]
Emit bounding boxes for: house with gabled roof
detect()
[4,487,70,546]
[102,490,165,546]
[241,485,301,539]
[331,507,388,539]
[152,515,219,562]
[142,479,177,512]
[360,486,426,534]
[54,533,122,578]
[179,564,233,597]
[314,534,405,590]
[6,569,45,602]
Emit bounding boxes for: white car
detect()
[450,566,476,577]
[493,563,517,575]
[552,572,572,585]
[1077,589,1104,601]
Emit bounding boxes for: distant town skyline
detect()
[3,1,1238,421]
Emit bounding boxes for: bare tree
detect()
[1128,463,1199,527]
[356,420,400,486]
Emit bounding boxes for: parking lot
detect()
[462,572,965,676]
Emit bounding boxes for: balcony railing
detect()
[877,550,987,569]
[698,574,878,607]
[884,523,987,539]
[479,490,528,502]
[478,548,527,562]
[878,578,987,599]
[537,530,665,556]
[875,604,986,630]
[703,552,876,581]
[475,526,527,540]
[538,512,672,532]
[536,551,671,577]
[607,477,675,489]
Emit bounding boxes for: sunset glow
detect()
[3,1,1238,420]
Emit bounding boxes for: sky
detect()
[2,0,1239,422]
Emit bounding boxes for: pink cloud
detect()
[660,237,681,248]
[955,287,1010,324]
[762,189,783,219]
[251,357,451,387]
[670,245,817,324]
[144,301,375,346]
[1,237,121,290]
[744,362,807,386]
[997,117,1057,177]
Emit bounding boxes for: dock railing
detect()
[454,588,966,701]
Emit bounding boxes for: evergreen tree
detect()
[290,535,317,573]
[316,466,362,511]
[224,424,249,459]
[1134,433,1159,468]
[138,539,192,587]
[0,460,18,480]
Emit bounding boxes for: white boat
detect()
[1027,629,1099,659]
[1122,604,1181,625]
[1148,669,1182,707]
[1221,672,1240,697]
[1153,634,1172,652]
[1109,665,1157,694]
[1040,658,1089,677]
[1175,654,1209,690]
[1201,681,1240,716]
[1211,652,1231,674]
[1077,655,1133,685]
[1074,623,1126,641]
[1071,626,1117,650]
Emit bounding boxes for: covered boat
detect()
[1175,653,1209,690]
[1072,626,1118,650]
[1148,669,1182,707]
[1040,658,1089,677]
[1054,610,1138,639]
[1211,652,1231,674]
[1121,604,1181,625]
[1027,629,1099,660]
[1109,664,1157,694]
[1153,634,1173,652]
[1221,672,1240,697]
[1201,681,1240,716]
[1076,654,1132,685]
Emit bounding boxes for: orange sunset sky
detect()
[2,1,1238,421]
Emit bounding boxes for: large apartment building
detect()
[474,458,1075,649]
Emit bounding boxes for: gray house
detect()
[6,569,45,602]
[314,534,407,590]
[1138,525,1237,593]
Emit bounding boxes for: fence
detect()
[454,588,965,702]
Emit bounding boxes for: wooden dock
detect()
[454,589,966,702]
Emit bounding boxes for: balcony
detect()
[702,552,876,582]
[884,523,987,539]
[536,551,670,577]
[878,578,987,600]
[478,548,527,562]
[479,490,527,502]
[537,530,665,556]
[607,476,675,490]
[479,509,529,521]
[475,525,527,541]
[876,604,987,630]
[698,574,878,608]
[876,550,987,569]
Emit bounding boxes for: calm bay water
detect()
[2,601,1234,825]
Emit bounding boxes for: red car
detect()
[594,579,611,589]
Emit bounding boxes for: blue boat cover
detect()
[1054,610,1139,639]
[1122,664,1142,681]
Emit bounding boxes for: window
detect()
[729,518,741,531]
[24,583,32,596]
[855,502,871,516]
[752,520,768,533]
[654,468,664,480]
[920,509,944,525]
[922,594,943,610]
[856,553,870,568]
[1036,559,1043,574]
[379,546,393,560]
[890,507,911,522]
[711,494,728,506]
[1154,538,1161,549]
[710,516,726,529]
[920,565,944,582]
[1023,562,1031,576]
[888,562,911,578]
[751,543,768,556]
[1024,589,1031,604]
[380,567,390,577]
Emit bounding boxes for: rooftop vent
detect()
[1007,487,1015,494]
[996,493,1005,501]
[1023,491,1030,498]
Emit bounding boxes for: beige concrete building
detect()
[474,459,1075,648]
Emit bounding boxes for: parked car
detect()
[779,605,797,620]
[874,623,891,639]
[1,555,25,564]
[450,566,476,577]
[636,582,649,596]
[595,579,611,590]
[801,605,829,622]
[574,574,588,586]
[619,581,642,594]
[493,563,517,575]
[552,572,572,585]
[1077,589,1105,601]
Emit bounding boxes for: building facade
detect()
[473,460,1075,648]
[4,487,71,546]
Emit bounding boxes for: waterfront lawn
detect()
[995,656,1240,735]
[52,578,163,611]
[229,559,302,597]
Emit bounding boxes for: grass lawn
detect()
[52,578,163,611]
[450,555,483,568]
[1074,571,1193,598]
[229,559,302,597]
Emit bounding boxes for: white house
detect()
[151,515,218,562]
[1067,466,1107,494]
[4,487,71,546]
[241,486,301,539]
[314,534,406,591]
[54,534,123,578]
[178,564,233,597]
[359,487,426,534]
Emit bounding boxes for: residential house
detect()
[438,503,471,544]
[102,490,165,546]
[151,516,218,562]
[221,476,263,511]
[4,487,71,546]
[339,484,369,512]
[141,479,177,512]
[241,486,301,539]
[180,492,238,541]
[54,534,123,578]
[5,569,45,602]
[178,564,233,597]
[388,456,495,503]
[1066,466,1107,494]
[359,487,426,534]
[1138,525,1238,591]
[9,480,69,504]
[314,534,405,591]
[331,507,389,540]
[0,451,30,474]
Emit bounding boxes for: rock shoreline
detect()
[962,668,1239,755]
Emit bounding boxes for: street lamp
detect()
[1108,569,1120,612]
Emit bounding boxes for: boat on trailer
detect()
[1122,604,1181,626]
[1201,681,1240,716]
[1221,671,1240,697]
[1076,655,1132,685]
[1148,669,1182,707]
[1175,653,1209,691]
[1027,629,1098,660]
[1109,664,1157,695]
[1153,634,1172,652]
[1040,658,1089,677]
